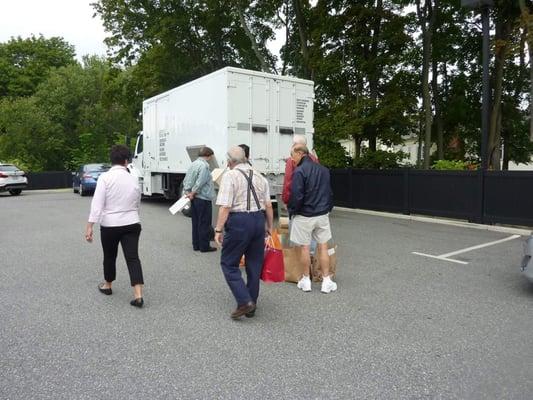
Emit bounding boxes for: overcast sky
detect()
[0,0,108,61]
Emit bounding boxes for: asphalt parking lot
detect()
[1,190,532,399]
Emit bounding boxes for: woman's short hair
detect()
[199,146,214,157]
[110,145,131,165]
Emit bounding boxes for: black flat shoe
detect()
[98,284,112,295]
[200,247,217,253]
[130,298,144,308]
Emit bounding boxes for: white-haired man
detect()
[288,144,336,293]
[282,134,319,206]
[214,146,274,319]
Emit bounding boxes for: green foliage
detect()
[0,54,139,171]
[1,0,531,172]
[313,135,351,168]
[432,160,468,170]
[0,158,30,171]
[0,97,63,171]
[0,35,75,98]
[93,0,279,96]
[352,149,408,170]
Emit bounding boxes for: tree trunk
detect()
[236,4,273,73]
[417,117,423,167]
[432,61,444,160]
[368,0,383,153]
[488,19,512,170]
[501,111,510,170]
[292,0,311,79]
[519,0,533,141]
[277,0,290,75]
[417,0,437,169]
[369,136,377,152]
[354,136,362,159]
[530,40,533,142]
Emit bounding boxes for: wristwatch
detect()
[215,228,223,233]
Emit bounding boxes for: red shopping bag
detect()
[261,232,285,283]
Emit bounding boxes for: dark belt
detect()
[229,210,264,215]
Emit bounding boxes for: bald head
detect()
[292,134,307,145]
[227,145,246,166]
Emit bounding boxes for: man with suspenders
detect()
[214,146,274,319]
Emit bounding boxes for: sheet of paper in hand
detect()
[169,197,191,215]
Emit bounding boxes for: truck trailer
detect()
[130,66,315,199]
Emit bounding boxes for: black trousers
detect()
[190,198,213,251]
[100,223,144,286]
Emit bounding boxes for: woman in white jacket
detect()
[85,145,145,308]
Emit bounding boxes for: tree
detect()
[293,0,416,166]
[0,35,75,98]
[33,57,139,169]
[0,56,139,171]
[518,0,533,141]
[488,1,521,170]
[92,0,278,95]
[0,97,64,171]
[416,0,439,169]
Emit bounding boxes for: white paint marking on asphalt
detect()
[412,234,520,265]
[412,252,469,265]
[438,235,520,258]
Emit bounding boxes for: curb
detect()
[333,207,532,236]
[26,188,72,193]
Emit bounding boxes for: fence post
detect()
[403,168,410,215]
[473,169,485,224]
[349,168,354,208]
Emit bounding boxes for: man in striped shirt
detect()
[214,146,274,319]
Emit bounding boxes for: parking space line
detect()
[439,235,521,258]
[412,234,521,265]
[412,252,469,265]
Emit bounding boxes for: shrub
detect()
[352,149,408,169]
[432,160,468,170]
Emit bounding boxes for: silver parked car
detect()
[0,163,28,195]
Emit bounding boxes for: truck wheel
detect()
[9,189,22,196]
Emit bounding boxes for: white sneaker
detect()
[297,275,312,292]
[321,277,337,294]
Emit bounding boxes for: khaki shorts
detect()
[290,214,332,246]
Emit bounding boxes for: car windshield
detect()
[86,164,110,173]
[0,165,19,172]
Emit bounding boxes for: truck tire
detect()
[9,189,22,196]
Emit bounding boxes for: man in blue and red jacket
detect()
[288,144,337,294]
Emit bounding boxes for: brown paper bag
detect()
[282,247,301,283]
[311,244,337,282]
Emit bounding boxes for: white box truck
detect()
[130,66,314,199]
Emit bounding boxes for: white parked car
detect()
[0,163,28,195]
